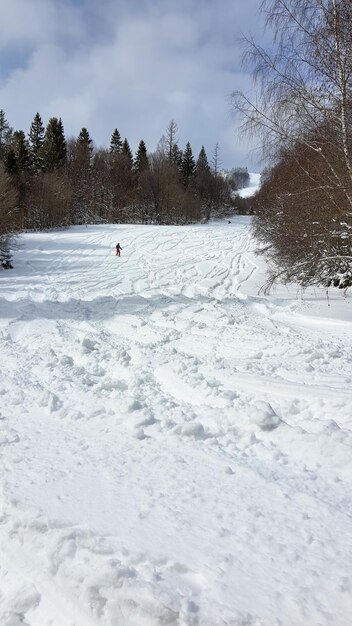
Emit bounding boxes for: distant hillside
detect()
[238,173,261,198]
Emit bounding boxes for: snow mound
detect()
[249,401,282,431]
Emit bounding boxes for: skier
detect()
[115,243,122,257]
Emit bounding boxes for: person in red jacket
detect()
[115,243,122,257]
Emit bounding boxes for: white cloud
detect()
[0,0,264,167]
[0,0,84,49]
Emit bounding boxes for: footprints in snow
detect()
[0,427,20,446]
[0,498,204,626]
[0,412,20,448]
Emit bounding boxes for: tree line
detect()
[0,114,245,265]
[233,0,352,290]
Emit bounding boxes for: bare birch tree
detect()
[233,0,352,288]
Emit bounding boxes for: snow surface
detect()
[238,173,261,198]
[0,217,352,626]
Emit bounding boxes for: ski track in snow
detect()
[0,217,352,625]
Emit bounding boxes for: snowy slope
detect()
[238,172,261,198]
[0,218,352,626]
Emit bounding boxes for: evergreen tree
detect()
[41,117,67,171]
[134,140,149,174]
[181,142,196,186]
[195,146,212,219]
[0,110,13,161]
[122,138,133,168]
[13,131,31,172]
[69,128,93,223]
[78,127,92,146]
[110,128,122,154]
[77,127,93,161]
[171,143,183,169]
[57,118,67,165]
[196,146,210,174]
[28,112,45,173]
[5,149,17,175]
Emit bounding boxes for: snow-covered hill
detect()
[0,218,352,625]
[238,172,261,198]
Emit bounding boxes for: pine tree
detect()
[181,142,196,186]
[57,118,67,165]
[196,146,210,174]
[110,128,122,155]
[13,130,31,172]
[28,113,45,173]
[77,127,93,161]
[122,138,133,168]
[69,128,93,223]
[134,140,149,174]
[41,117,67,171]
[5,149,17,175]
[171,143,183,169]
[195,146,212,219]
[78,127,92,145]
[0,110,13,161]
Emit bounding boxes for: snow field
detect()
[0,218,352,625]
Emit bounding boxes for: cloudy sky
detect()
[0,0,266,169]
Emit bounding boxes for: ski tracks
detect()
[1,220,352,625]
